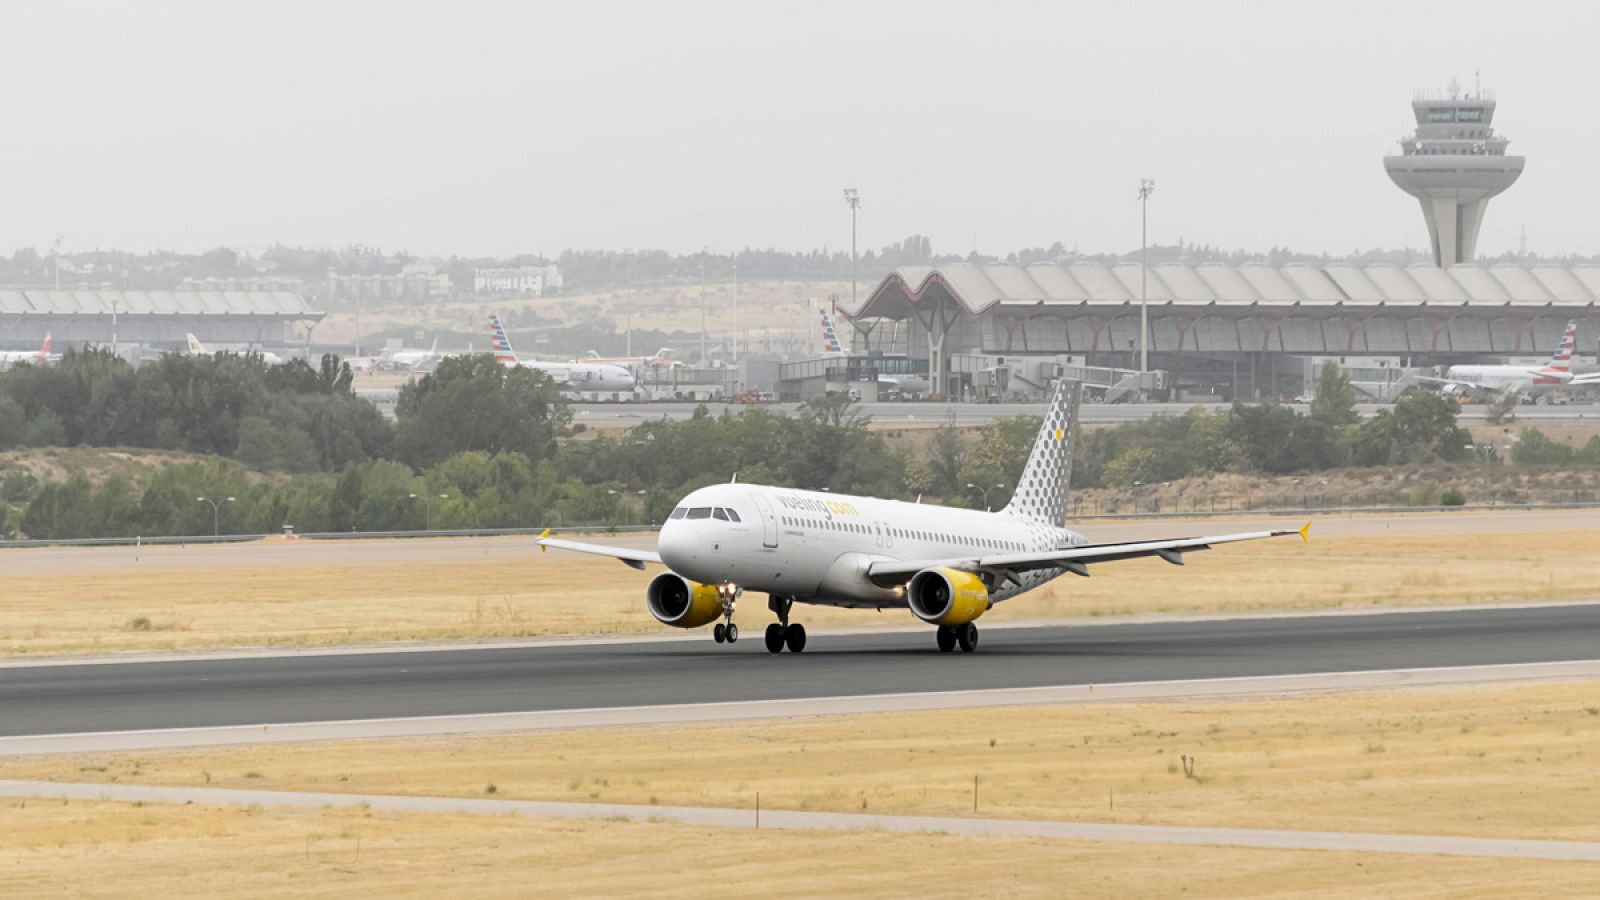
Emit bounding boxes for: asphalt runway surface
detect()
[4,604,1598,738]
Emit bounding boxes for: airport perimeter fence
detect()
[0,501,1594,550]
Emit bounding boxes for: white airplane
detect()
[0,333,55,368]
[1416,320,1599,398]
[488,315,636,392]
[186,333,284,365]
[577,348,681,368]
[385,336,444,371]
[539,381,1307,654]
[820,308,931,396]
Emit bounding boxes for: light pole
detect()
[1138,178,1155,378]
[843,189,860,310]
[965,482,1005,511]
[408,492,447,531]
[732,252,739,364]
[700,246,709,364]
[195,496,235,536]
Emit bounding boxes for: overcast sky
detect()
[2,0,1595,260]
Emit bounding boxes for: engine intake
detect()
[646,572,723,629]
[907,567,990,626]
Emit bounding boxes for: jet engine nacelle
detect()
[907,567,989,626]
[646,571,723,629]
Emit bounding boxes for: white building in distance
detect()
[474,264,562,295]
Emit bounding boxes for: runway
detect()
[3,604,1598,739]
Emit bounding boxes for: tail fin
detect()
[487,315,519,365]
[37,333,51,359]
[1542,320,1577,374]
[185,333,207,354]
[1001,380,1082,525]
[820,310,846,354]
[428,335,438,355]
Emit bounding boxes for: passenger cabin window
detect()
[687,507,712,519]
[669,507,687,520]
[713,508,729,521]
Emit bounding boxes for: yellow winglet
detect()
[1298,520,1312,544]
[538,527,551,552]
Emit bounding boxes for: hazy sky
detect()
[3,0,1596,260]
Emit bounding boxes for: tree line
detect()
[0,358,1595,540]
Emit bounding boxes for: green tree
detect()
[395,355,570,469]
[1309,361,1359,426]
[1511,427,1575,465]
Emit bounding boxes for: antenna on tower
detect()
[1474,67,1481,99]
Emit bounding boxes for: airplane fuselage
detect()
[658,482,1086,608]
[1441,364,1567,394]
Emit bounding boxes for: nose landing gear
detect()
[712,583,741,644]
[764,595,806,653]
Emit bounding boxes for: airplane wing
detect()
[1569,371,1600,387]
[536,530,662,571]
[864,523,1308,587]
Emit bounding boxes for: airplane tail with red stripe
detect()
[487,315,519,366]
[1539,320,1578,375]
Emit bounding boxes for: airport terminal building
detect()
[841,261,1600,400]
[0,289,324,353]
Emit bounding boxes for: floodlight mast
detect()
[1138,179,1155,379]
[843,189,860,311]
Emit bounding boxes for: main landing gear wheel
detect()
[783,623,807,653]
[957,622,979,653]
[764,623,785,654]
[935,626,957,653]
[714,623,727,643]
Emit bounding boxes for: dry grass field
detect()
[8,682,1600,844]
[5,798,1596,899]
[0,512,1595,656]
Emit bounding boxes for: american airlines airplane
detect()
[488,315,636,392]
[1417,320,1599,398]
[0,333,55,369]
[186,333,283,365]
[539,381,1306,653]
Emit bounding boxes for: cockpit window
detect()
[686,507,712,519]
[724,508,741,522]
[668,507,687,520]
[713,507,729,521]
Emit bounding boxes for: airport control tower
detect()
[1384,82,1524,267]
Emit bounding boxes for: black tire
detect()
[713,623,726,643]
[784,623,807,653]
[726,623,739,644]
[764,623,785,653]
[958,622,979,652]
[936,626,957,653]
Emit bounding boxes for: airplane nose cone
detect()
[657,521,690,568]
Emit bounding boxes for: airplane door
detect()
[751,493,779,549]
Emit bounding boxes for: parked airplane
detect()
[577,348,681,368]
[539,381,1307,654]
[820,308,931,396]
[488,315,636,392]
[185,333,283,365]
[385,336,444,371]
[1417,320,1599,398]
[0,333,55,368]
